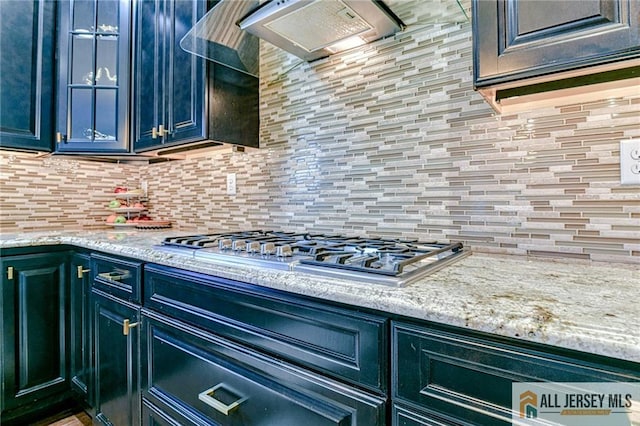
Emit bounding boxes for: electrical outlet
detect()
[226,173,236,195]
[620,139,640,185]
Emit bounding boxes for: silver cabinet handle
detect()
[198,383,247,415]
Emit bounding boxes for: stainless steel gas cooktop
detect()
[158,231,470,287]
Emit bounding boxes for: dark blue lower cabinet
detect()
[0,252,69,424]
[69,252,92,406]
[92,288,141,426]
[392,321,640,426]
[141,310,386,426]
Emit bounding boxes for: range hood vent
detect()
[238,0,404,62]
[181,0,405,72]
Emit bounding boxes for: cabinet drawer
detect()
[393,404,465,426]
[144,264,387,392]
[393,322,640,425]
[91,253,142,303]
[142,311,386,426]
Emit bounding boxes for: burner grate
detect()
[160,231,468,284]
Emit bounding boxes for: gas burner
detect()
[159,231,469,286]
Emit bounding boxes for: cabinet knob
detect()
[77,266,91,279]
[56,132,64,143]
[158,124,169,137]
[122,319,139,336]
[152,127,158,139]
[7,266,14,280]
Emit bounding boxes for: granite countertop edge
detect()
[1,230,638,364]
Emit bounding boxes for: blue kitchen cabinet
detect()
[141,264,387,425]
[91,288,141,426]
[141,310,386,426]
[0,250,70,425]
[0,0,56,152]
[69,252,92,407]
[473,0,640,87]
[392,321,640,425]
[90,252,143,426]
[133,0,207,152]
[55,0,131,152]
[133,0,259,153]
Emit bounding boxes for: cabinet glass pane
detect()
[70,88,93,140]
[97,0,119,33]
[95,89,117,140]
[72,36,94,85]
[96,37,118,86]
[73,0,95,32]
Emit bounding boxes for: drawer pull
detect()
[122,319,139,336]
[198,383,247,415]
[98,270,130,282]
[77,266,90,279]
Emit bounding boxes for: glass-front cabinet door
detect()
[56,0,130,152]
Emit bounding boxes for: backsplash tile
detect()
[1,8,638,264]
[0,153,141,232]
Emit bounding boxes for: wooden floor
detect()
[31,411,92,426]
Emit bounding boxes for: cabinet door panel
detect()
[134,0,206,152]
[393,322,640,425]
[56,0,130,152]
[133,0,164,150]
[1,253,68,413]
[0,0,55,151]
[92,289,140,426]
[70,253,92,403]
[142,312,385,426]
[165,0,206,144]
[474,0,640,85]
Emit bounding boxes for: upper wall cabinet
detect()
[56,0,131,153]
[473,0,640,112]
[133,0,259,153]
[133,0,207,153]
[0,0,56,152]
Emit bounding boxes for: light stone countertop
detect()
[1,229,639,364]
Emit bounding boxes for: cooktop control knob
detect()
[261,242,276,255]
[219,239,232,250]
[276,245,293,257]
[247,241,261,253]
[232,240,247,251]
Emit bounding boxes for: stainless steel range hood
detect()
[181,0,404,74]
[237,0,404,62]
[180,0,470,76]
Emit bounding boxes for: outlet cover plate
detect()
[620,139,640,185]
[226,173,236,195]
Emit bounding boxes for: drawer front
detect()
[144,264,387,392]
[393,322,640,425]
[142,311,386,426]
[142,398,181,426]
[91,253,142,303]
[393,404,466,426]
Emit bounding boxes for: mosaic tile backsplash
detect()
[1,9,639,264]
